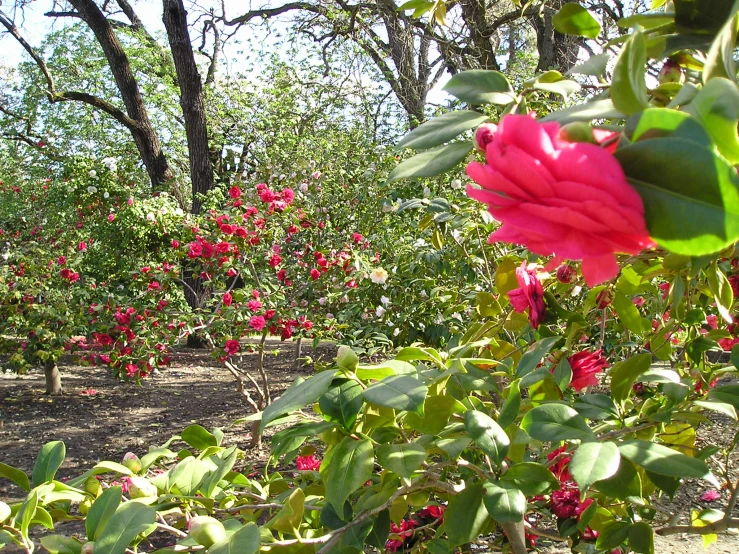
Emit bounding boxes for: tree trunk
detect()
[293,336,303,369]
[67,0,174,190]
[163,0,215,215]
[44,359,63,395]
[531,0,582,73]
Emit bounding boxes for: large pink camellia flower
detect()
[467,115,654,286]
[568,349,609,390]
[508,261,546,329]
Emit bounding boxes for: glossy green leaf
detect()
[0,463,30,492]
[32,441,66,486]
[542,98,624,124]
[552,4,601,38]
[674,0,737,34]
[629,521,655,554]
[685,78,739,164]
[497,379,521,429]
[567,53,610,77]
[613,292,649,334]
[703,12,738,82]
[181,425,218,451]
[515,336,560,378]
[319,380,364,429]
[445,482,489,547]
[325,437,374,510]
[618,440,717,484]
[86,486,122,541]
[202,447,238,498]
[520,404,594,442]
[209,523,260,554]
[570,442,621,494]
[619,13,674,28]
[708,384,739,409]
[611,31,649,115]
[265,488,304,535]
[397,110,489,150]
[443,70,515,105]
[706,262,734,322]
[464,410,509,466]
[94,502,155,554]
[500,463,560,495]
[609,353,652,405]
[363,375,427,414]
[387,142,472,183]
[377,442,427,478]
[574,394,619,420]
[595,458,642,499]
[596,521,632,551]
[39,535,82,554]
[260,370,337,432]
[482,481,525,523]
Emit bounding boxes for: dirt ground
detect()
[1,342,738,553]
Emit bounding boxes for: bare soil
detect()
[1,342,738,553]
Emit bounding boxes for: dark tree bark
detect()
[66,0,175,190]
[44,360,63,395]
[531,0,582,73]
[458,0,501,70]
[163,0,215,214]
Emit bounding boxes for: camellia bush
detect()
[6,2,739,554]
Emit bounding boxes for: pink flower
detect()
[223,292,233,306]
[547,445,572,482]
[80,389,99,396]
[632,296,645,307]
[78,241,87,251]
[507,261,546,329]
[247,299,262,312]
[568,350,608,391]
[250,316,266,331]
[229,186,242,199]
[466,115,654,286]
[108,214,115,222]
[310,268,321,280]
[701,490,721,502]
[224,339,240,355]
[295,455,321,471]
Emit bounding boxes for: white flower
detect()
[279,174,286,180]
[87,186,98,194]
[326,313,335,319]
[423,186,431,198]
[380,295,390,307]
[318,297,327,306]
[434,312,444,324]
[103,191,110,199]
[369,267,388,285]
[88,170,97,178]
[571,285,583,297]
[451,179,462,190]
[452,229,462,241]
[375,306,386,317]
[361,312,368,320]
[420,290,428,298]
[393,327,401,337]
[146,212,156,222]
[299,182,309,193]
[414,238,427,248]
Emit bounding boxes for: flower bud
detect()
[128,477,158,499]
[336,345,359,371]
[188,516,227,548]
[81,542,95,554]
[556,264,577,284]
[84,476,102,497]
[558,122,597,144]
[122,452,142,474]
[596,289,614,309]
[658,59,683,84]
[473,123,497,152]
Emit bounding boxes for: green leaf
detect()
[464,410,509,466]
[618,440,717,484]
[567,53,610,77]
[515,336,560,378]
[497,379,521,429]
[703,12,738,82]
[319,380,364,429]
[387,142,472,183]
[609,354,652,405]
[706,262,735,322]
[169,457,210,496]
[526,71,581,98]
[611,31,649,115]
[595,458,642,499]
[260,370,337,432]
[574,394,619,421]
[92,502,155,554]
[365,510,391,550]
[265,488,304,535]
[542,98,625,124]
[708,384,739,409]
[209,523,260,554]
[570,442,621,494]
[482,481,525,523]
[442,70,516,105]
[674,0,738,34]
[377,443,427,478]
[17,489,38,542]
[363,375,427,414]
[629,521,655,554]
[685,78,739,164]
[615,136,739,256]
[326,437,374,510]
[501,462,560,495]
[397,110,489,150]
[202,447,238,498]
[0,463,30,491]
[32,441,66,486]
[694,399,738,420]
[0,501,9,524]
[552,4,601,38]
[40,535,83,554]
[445,482,489,547]
[613,292,648,334]
[520,404,594,442]
[396,0,434,13]
[596,521,633,551]
[181,425,218,451]
[619,13,675,28]
[86,486,122,541]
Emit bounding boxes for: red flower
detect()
[547,445,572,482]
[310,268,321,280]
[188,241,203,258]
[268,254,282,268]
[224,339,240,355]
[250,316,266,331]
[568,350,608,391]
[556,264,576,284]
[508,261,546,329]
[295,455,321,471]
[223,292,233,306]
[247,299,262,312]
[229,186,242,199]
